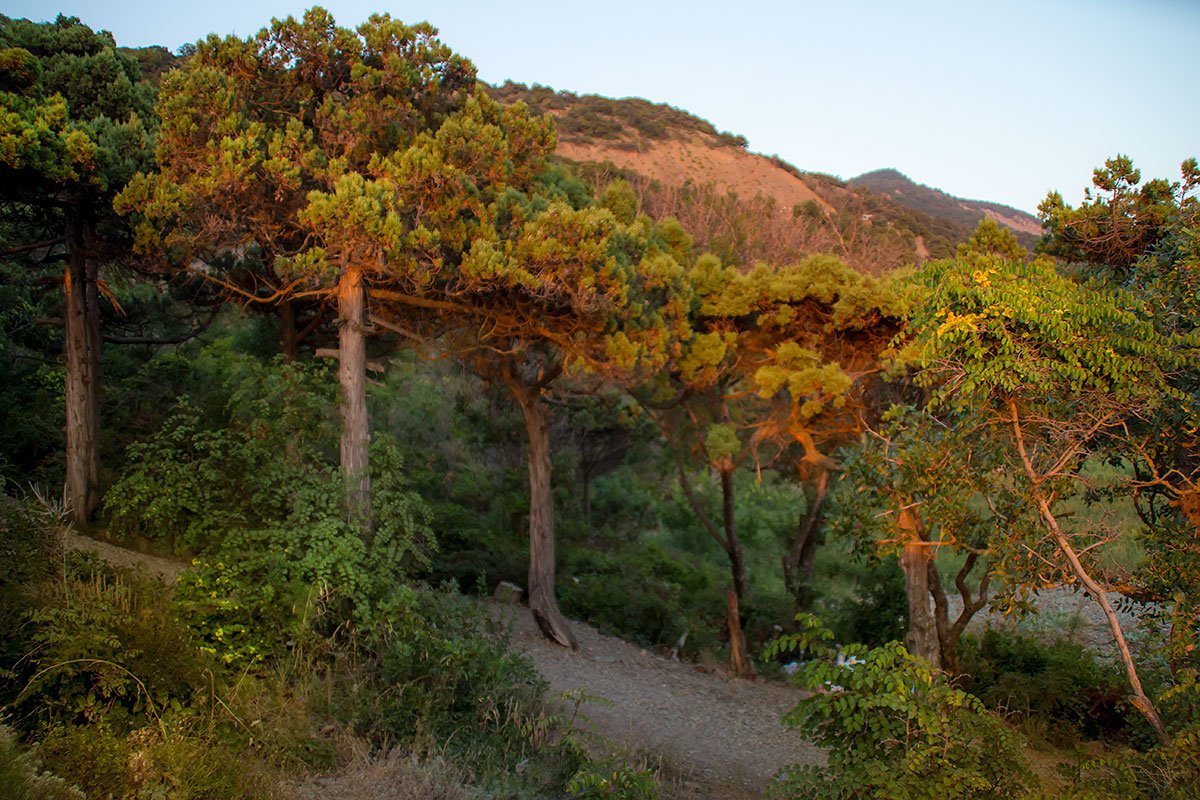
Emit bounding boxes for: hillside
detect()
[488,83,1042,272]
[850,168,1042,249]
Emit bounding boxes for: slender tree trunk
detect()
[720,466,747,599]
[63,213,100,526]
[1007,399,1169,745]
[281,300,298,362]
[503,372,578,650]
[337,262,370,529]
[898,503,940,668]
[783,469,829,609]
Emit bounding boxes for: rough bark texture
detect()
[898,504,940,668]
[338,264,371,528]
[63,213,100,526]
[504,372,578,650]
[727,590,753,677]
[783,469,830,609]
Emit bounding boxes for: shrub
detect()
[958,629,1130,742]
[766,616,1032,800]
[16,565,208,731]
[560,541,725,654]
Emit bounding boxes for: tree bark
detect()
[783,468,830,610]
[502,369,578,650]
[62,213,100,526]
[929,553,989,675]
[898,503,940,668]
[720,465,747,599]
[337,262,371,530]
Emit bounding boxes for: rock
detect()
[493,581,524,605]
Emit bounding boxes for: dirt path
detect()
[65,533,818,795]
[65,531,185,581]
[495,604,822,798]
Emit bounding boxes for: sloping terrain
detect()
[488,83,1042,271]
[851,168,1042,248]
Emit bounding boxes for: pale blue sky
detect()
[4,0,1197,213]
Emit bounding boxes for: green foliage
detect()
[767,618,1032,800]
[959,630,1130,743]
[818,559,909,649]
[15,565,207,731]
[560,541,725,653]
[331,585,585,794]
[103,347,433,644]
[566,753,659,799]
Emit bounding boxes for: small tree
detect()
[766,617,1031,800]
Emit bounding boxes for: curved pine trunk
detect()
[504,373,578,650]
[338,262,370,530]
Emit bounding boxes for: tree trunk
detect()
[337,262,370,529]
[727,590,754,677]
[898,503,940,668]
[503,371,578,650]
[63,213,100,526]
[720,465,746,599]
[783,469,829,610]
[281,299,298,362]
[929,553,989,675]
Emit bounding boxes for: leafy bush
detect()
[560,541,725,654]
[767,616,1032,800]
[16,565,207,730]
[958,629,1129,742]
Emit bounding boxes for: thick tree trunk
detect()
[783,469,830,609]
[503,372,578,650]
[898,504,940,668]
[337,263,370,529]
[63,214,100,526]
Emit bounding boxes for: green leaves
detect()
[772,632,1032,800]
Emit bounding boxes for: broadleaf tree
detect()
[907,244,1198,744]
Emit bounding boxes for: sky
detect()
[4,0,1197,213]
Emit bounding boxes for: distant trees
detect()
[0,14,154,523]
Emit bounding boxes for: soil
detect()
[495,603,822,799]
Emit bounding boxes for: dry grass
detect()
[279,745,475,800]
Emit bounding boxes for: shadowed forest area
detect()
[1,8,1198,799]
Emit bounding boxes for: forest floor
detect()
[64,532,1149,798]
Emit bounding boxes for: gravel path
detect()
[496,604,822,799]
